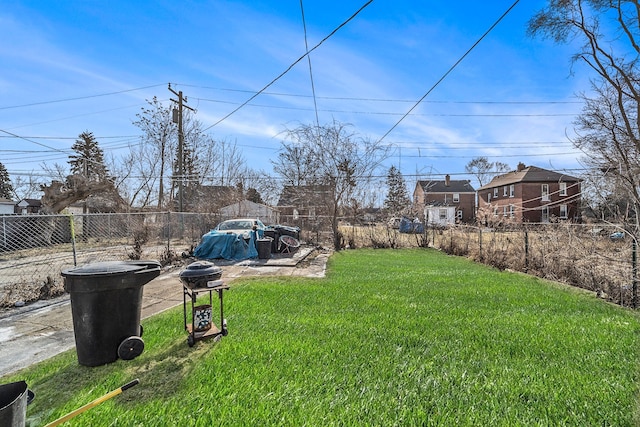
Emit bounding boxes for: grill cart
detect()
[179,261,229,347]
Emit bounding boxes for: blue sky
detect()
[0,0,591,191]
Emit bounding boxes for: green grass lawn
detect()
[5,248,640,426]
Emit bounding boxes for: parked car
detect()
[610,231,625,241]
[214,218,266,240]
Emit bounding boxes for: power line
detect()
[202,0,374,132]
[377,0,521,143]
[0,84,166,111]
[0,129,68,155]
[177,84,581,104]
[192,97,578,116]
[299,0,320,128]
[0,135,138,140]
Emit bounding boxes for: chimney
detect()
[445,174,450,186]
[517,162,526,172]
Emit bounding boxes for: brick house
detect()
[413,175,476,224]
[477,163,582,225]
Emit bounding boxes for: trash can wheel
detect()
[118,336,145,360]
[187,334,195,347]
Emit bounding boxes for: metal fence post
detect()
[524,230,529,273]
[68,213,77,266]
[166,211,172,254]
[633,239,637,309]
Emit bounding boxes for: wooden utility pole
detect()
[168,84,194,212]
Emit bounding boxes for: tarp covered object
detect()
[193,230,259,261]
[399,217,425,234]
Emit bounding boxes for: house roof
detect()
[198,185,237,200]
[477,165,581,191]
[277,185,333,207]
[417,180,475,193]
[424,201,457,208]
[17,198,42,207]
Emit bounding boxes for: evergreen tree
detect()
[383,165,410,215]
[69,131,109,181]
[0,162,14,199]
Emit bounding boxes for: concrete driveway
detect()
[0,248,329,378]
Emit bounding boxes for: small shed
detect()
[425,204,456,227]
[0,198,15,215]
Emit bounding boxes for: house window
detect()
[487,193,491,203]
[493,207,498,216]
[541,184,549,201]
[456,209,463,219]
[510,204,515,218]
[439,209,447,220]
[293,209,299,221]
[559,204,568,219]
[503,206,508,217]
[509,184,514,197]
[541,206,549,222]
[494,188,499,198]
[503,186,508,196]
[559,182,567,196]
[453,193,459,203]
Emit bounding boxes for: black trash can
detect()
[0,381,30,427]
[257,238,272,259]
[61,260,161,367]
[263,229,278,253]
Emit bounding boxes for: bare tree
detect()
[133,97,177,209]
[574,84,640,224]
[465,157,510,187]
[528,0,640,233]
[272,138,319,186]
[275,120,387,250]
[11,173,42,201]
[193,137,247,188]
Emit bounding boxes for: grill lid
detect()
[179,260,222,279]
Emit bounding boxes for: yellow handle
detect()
[44,379,139,427]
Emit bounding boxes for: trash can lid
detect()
[62,260,161,277]
[179,260,222,279]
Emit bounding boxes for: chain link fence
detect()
[0,212,224,307]
[440,223,638,307]
[341,222,638,308]
[5,213,636,310]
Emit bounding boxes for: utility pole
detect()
[168,84,195,212]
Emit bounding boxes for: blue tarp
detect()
[193,230,260,261]
[399,217,425,234]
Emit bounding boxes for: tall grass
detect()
[5,249,640,426]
